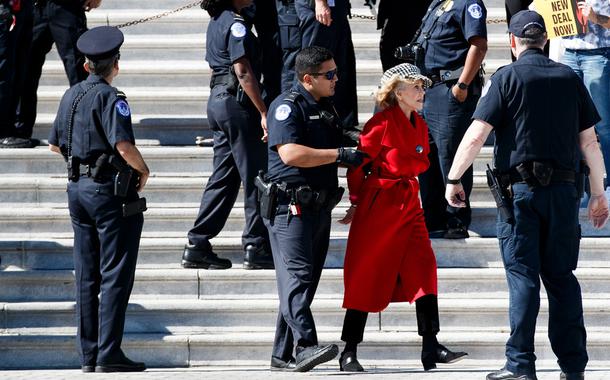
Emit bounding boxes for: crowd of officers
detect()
[6,0,609,378]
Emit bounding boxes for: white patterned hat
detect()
[380,63,432,88]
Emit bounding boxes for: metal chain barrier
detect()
[111,1,506,29]
[115,0,202,29]
[350,12,507,24]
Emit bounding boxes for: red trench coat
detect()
[342,105,438,313]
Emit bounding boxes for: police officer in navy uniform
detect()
[446,11,608,380]
[182,0,273,270]
[276,0,357,130]
[49,26,149,373]
[15,0,102,143]
[414,0,488,239]
[0,0,34,148]
[377,0,432,71]
[264,46,366,372]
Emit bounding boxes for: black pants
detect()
[14,0,87,138]
[68,177,143,366]
[264,204,332,361]
[188,87,269,251]
[341,295,441,345]
[420,82,479,231]
[0,0,33,137]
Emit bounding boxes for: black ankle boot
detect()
[421,342,468,371]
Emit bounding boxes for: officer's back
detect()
[481,46,595,172]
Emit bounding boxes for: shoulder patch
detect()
[115,99,131,117]
[274,104,292,121]
[467,3,483,19]
[230,22,247,38]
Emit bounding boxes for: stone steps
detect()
[3,267,610,302]
[4,235,610,271]
[1,330,610,370]
[0,146,494,174]
[0,201,606,237]
[5,297,610,334]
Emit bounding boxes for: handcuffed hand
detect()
[451,84,468,103]
[336,147,368,167]
[338,204,356,224]
[137,171,149,192]
[588,193,609,229]
[445,183,467,208]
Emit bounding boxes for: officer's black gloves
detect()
[336,147,368,167]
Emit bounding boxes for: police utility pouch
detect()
[255,171,277,219]
[122,197,147,217]
[486,165,514,223]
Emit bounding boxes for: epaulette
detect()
[233,12,245,21]
[283,91,302,103]
[116,90,127,99]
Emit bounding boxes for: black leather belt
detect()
[210,73,233,89]
[505,169,576,185]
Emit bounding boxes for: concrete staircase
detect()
[2,0,609,371]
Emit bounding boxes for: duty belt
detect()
[502,169,576,186]
[276,184,343,209]
[426,67,464,85]
[209,73,233,89]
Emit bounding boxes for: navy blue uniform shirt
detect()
[205,9,261,79]
[417,0,487,71]
[267,82,341,189]
[50,74,135,162]
[473,49,601,172]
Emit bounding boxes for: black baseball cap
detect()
[508,10,546,38]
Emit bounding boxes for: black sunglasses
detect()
[309,68,337,80]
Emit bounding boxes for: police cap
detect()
[509,10,546,38]
[77,26,124,61]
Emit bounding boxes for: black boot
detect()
[181,244,232,269]
[416,295,467,370]
[243,244,274,269]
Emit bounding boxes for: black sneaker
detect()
[243,244,274,269]
[294,344,338,372]
[181,244,232,269]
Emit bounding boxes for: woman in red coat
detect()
[337,64,467,372]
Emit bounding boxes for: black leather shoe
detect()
[243,244,274,269]
[181,245,232,269]
[486,368,537,380]
[270,356,296,371]
[560,372,584,380]
[444,226,470,239]
[428,229,447,239]
[0,136,37,149]
[422,344,468,371]
[95,356,146,372]
[294,344,339,372]
[339,351,364,372]
[81,365,95,373]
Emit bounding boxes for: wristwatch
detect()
[447,177,461,185]
[456,82,469,90]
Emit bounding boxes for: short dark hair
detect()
[516,26,547,48]
[295,46,334,82]
[201,0,231,18]
[86,54,118,78]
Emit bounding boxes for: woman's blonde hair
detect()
[375,76,420,110]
